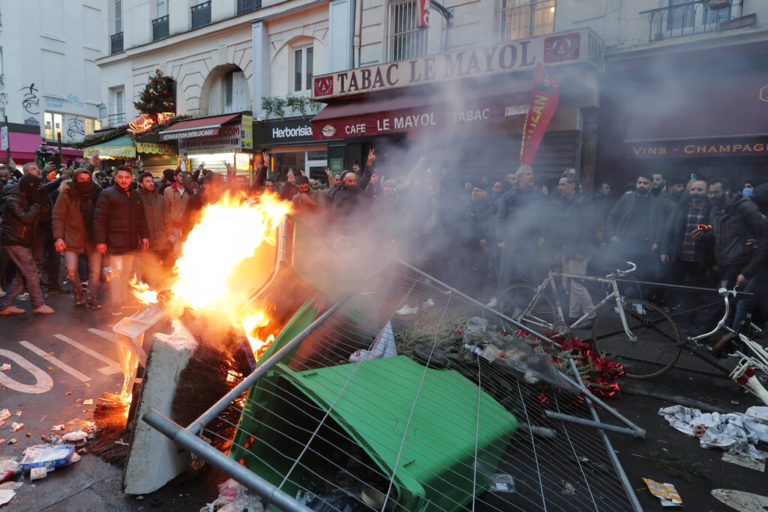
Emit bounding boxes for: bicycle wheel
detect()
[504,285,559,331]
[592,299,682,379]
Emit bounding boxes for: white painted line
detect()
[87,327,118,344]
[19,341,91,382]
[0,349,54,394]
[53,334,122,376]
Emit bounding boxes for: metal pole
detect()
[57,132,62,163]
[187,301,341,435]
[570,359,644,512]
[4,113,10,164]
[144,408,313,512]
[543,410,645,438]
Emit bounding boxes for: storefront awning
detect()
[7,132,43,162]
[159,114,240,141]
[83,135,136,159]
[312,91,530,141]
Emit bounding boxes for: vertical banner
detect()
[417,0,430,28]
[519,63,559,166]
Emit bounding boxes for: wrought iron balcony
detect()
[152,15,169,41]
[110,32,124,54]
[191,1,211,29]
[237,0,261,16]
[106,112,127,128]
[640,1,744,42]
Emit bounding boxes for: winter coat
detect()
[139,187,172,253]
[163,182,190,228]
[709,195,763,267]
[93,185,150,255]
[660,199,713,263]
[51,180,100,254]
[552,193,601,260]
[1,183,40,247]
[606,191,663,249]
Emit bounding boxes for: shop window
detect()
[44,112,63,141]
[114,0,122,33]
[388,0,428,61]
[500,0,555,41]
[109,87,125,127]
[85,118,102,135]
[293,46,314,93]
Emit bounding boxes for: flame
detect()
[242,311,277,360]
[129,277,158,304]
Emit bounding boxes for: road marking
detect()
[0,349,54,394]
[53,334,122,376]
[87,327,118,344]
[19,341,91,382]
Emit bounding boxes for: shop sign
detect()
[313,99,514,140]
[329,158,344,174]
[313,28,600,100]
[178,125,245,154]
[161,128,219,141]
[254,118,314,144]
[627,137,768,158]
[241,115,253,150]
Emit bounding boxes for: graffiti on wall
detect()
[21,83,39,115]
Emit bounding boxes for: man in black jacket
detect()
[93,166,150,315]
[0,174,55,315]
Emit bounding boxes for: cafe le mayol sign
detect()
[313,29,600,100]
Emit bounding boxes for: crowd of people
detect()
[1,150,768,351]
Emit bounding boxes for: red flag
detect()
[519,63,559,166]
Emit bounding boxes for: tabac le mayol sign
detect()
[313,28,597,100]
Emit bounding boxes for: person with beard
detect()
[659,179,713,321]
[93,166,150,315]
[458,185,493,296]
[137,172,173,288]
[606,174,664,288]
[52,169,103,308]
[0,174,54,315]
[706,178,764,289]
[712,183,768,356]
[164,169,190,261]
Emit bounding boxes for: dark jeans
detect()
[34,223,61,290]
[2,244,45,308]
[731,276,768,334]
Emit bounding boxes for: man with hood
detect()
[164,169,190,260]
[0,174,55,315]
[712,183,768,356]
[52,168,102,308]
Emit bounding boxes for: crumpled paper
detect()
[659,405,768,459]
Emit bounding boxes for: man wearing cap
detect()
[52,168,103,309]
[0,174,54,315]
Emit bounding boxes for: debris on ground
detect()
[0,489,15,506]
[491,473,515,493]
[82,399,93,405]
[643,478,682,507]
[644,451,710,481]
[0,410,9,427]
[19,444,78,474]
[0,459,19,484]
[199,478,263,512]
[659,405,768,459]
[9,423,22,433]
[712,489,768,510]
[0,364,10,371]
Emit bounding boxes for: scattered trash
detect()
[83,399,93,405]
[712,489,768,510]
[491,473,515,493]
[0,459,19,483]
[0,364,10,372]
[659,405,768,459]
[0,489,14,506]
[29,467,47,481]
[0,482,22,491]
[9,423,22,433]
[61,431,88,444]
[559,480,576,495]
[6,440,14,446]
[349,321,397,362]
[643,478,682,507]
[422,298,435,309]
[19,445,76,472]
[200,478,263,512]
[0,410,9,424]
[13,412,20,417]
[396,305,418,316]
[52,425,64,432]
[65,391,72,396]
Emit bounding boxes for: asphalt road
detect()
[1,292,768,511]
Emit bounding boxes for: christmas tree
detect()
[133,69,175,118]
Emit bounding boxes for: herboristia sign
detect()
[313,28,602,100]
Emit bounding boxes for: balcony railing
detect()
[106,112,127,128]
[237,0,261,15]
[152,15,169,41]
[640,1,742,42]
[191,1,211,29]
[110,32,124,54]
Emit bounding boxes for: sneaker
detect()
[74,294,85,307]
[86,297,102,310]
[32,304,55,315]
[17,292,29,301]
[0,305,25,316]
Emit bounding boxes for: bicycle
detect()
[507,261,682,379]
[682,288,768,405]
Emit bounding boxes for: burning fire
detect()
[129,277,158,304]
[242,311,277,360]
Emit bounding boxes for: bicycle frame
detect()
[521,270,638,342]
